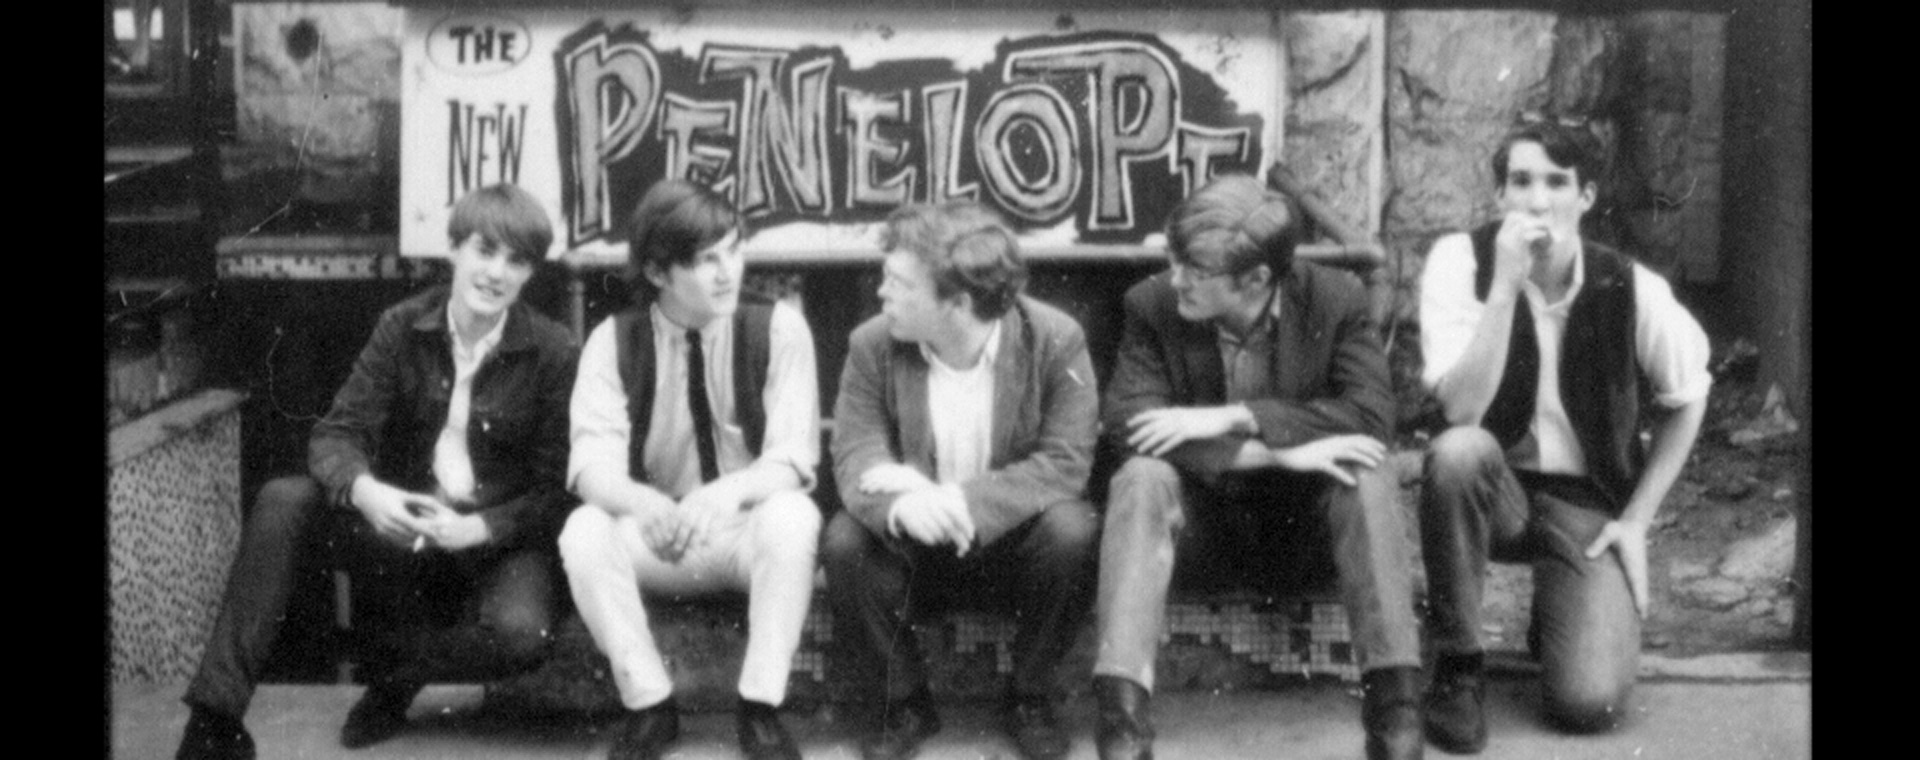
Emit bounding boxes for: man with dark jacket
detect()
[1092,175,1425,760]
[175,184,578,759]
[1416,119,1710,750]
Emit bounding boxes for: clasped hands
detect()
[642,483,743,563]
[861,463,975,556]
[351,476,491,552]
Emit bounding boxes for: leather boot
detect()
[1092,675,1153,760]
[1425,653,1488,753]
[1362,666,1424,760]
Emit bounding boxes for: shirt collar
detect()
[1526,245,1587,309]
[920,318,1003,373]
[650,302,725,343]
[1214,286,1282,347]
[446,299,508,361]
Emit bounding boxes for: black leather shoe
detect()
[176,705,255,760]
[738,698,802,760]
[339,681,421,749]
[1003,695,1069,760]
[1363,666,1425,760]
[1425,653,1488,754]
[610,699,682,760]
[859,694,941,760]
[1092,675,1154,760]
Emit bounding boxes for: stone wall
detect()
[219,3,1733,423]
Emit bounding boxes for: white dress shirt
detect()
[568,301,820,499]
[922,320,1003,486]
[431,304,507,504]
[1419,232,1713,475]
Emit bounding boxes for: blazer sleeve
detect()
[1100,285,1248,483]
[830,322,901,537]
[961,318,1098,546]
[1241,276,1396,446]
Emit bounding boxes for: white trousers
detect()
[558,491,821,709]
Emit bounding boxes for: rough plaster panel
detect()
[237,92,384,167]
[1284,122,1373,236]
[236,2,402,99]
[1385,117,1513,238]
[1285,11,1376,125]
[1387,11,1557,123]
[1544,15,1621,115]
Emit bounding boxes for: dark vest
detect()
[1469,222,1644,512]
[613,295,774,483]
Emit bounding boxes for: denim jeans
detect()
[821,500,1098,706]
[1092,456,1423,691]
[184,476,560,718]
[1421,426,1640,732]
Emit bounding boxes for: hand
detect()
[860,463,935,495]
[1584,520,1651,619]
[641,508,688,561]
[413,502,491,551]
[667,484,742,557]
[1493,211,1551,289]
[888,487,975,556]
[349,475,434,546]
[1126,406,1250,457]
[1270,435,1387,487]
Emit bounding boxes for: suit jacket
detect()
[833,295,1098,547]
[1101,262,1394,485]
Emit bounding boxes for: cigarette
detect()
[411,535,426,553]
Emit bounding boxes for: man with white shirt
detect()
[1416,119,1712,750]
[558,179,821,760]
[175,184,577,759]
[823,202,1100,760]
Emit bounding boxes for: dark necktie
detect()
[686,328,720,483]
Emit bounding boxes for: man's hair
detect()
[447,183,553,263]
[1165,174,1302,280]
[880,201,1028,321]
[624,179,745,297]
[1491,118,1606,189]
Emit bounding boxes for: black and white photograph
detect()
[107,1,1810,757]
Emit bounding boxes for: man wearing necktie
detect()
[823,202,1100,760]
[559,180,822,760]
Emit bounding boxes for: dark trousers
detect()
[821,500,1098,706]
[1093,456,1422,691]
[183,475,560,718]
[1421,427,1640,731]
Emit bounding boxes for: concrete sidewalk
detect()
[112,654,1809,760]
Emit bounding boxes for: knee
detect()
[1426,427,1502,487]
[753,493,823,558]
[250,476,321,533]
[819,511,877,571]
[1033,501,1099,558]
[1106,458,1181,523]
[1542,673,1633,733]
[557,506,617,569]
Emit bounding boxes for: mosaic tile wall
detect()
[108,397,244,684]
[488,590,1358,715]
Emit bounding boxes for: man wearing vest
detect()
[1417,119,1711,750]
[559,179,822,760]
[175,184,577,759]
[823,202,1100,760]
[1092,175,1426,760]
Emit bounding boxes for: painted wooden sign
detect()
[400,7,1284,259]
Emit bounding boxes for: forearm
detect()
[1619,398,1707,526]
[1433,287,1522,426]
[575,467,676,519]
[714,459,806,509]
